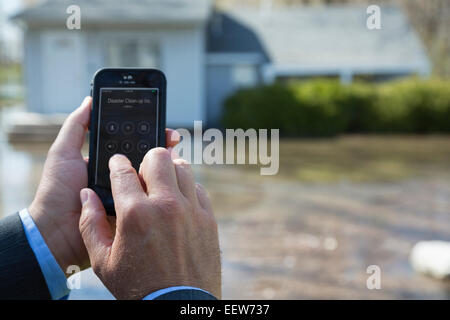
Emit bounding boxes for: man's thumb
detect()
[79,188,112,264]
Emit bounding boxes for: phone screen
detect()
[95,87,159,188]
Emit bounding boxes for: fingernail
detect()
[82,96,91,104]
[110,153,124,162]
[80,189,89,206]
[172,130,180,143]
[109,154,129,169]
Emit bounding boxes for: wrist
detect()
[28,201,87,275]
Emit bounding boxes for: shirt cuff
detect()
[19,208,70,300]
[142,286,213,300]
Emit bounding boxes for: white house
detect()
[12,0,430,129]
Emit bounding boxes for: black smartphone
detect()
[88,68,167,215]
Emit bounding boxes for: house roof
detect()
[13,0,212,27]
[208,5,430,76]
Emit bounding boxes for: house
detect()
[12,0,430,129]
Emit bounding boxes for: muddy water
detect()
[201,165,450,299]
[1,127,450,298]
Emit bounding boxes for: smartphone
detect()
[88,68,167,215]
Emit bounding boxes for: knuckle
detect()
[60,115,72,129]
[78,212,91,236]
[173,158,189,166]
[47,141,63,158]
[119,199,151,224]
[119,200,152,234]
[119,199,140,216]
[180,199,194,218]
[153,194,184,218]
[110,165,135,180]
[133,200,150,216]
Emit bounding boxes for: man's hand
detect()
[78,149,221,299]
[28,97,180,273]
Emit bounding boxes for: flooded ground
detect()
[1,108,450,299]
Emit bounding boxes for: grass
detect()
[0,63,21,84]
[0,63,22,84]
[0,63,23,107]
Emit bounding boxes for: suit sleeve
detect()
[154,289,217,300]
[0,213,51,300]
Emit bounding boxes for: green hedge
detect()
[222,78,450,136]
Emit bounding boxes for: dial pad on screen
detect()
[104,121,151,154]
[96,88,158,189]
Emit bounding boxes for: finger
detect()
[173,158,197,203]
[168,146,181,160]
[109,154,146,212]
[107,216,117,238]
[138,173,148,194]
[79,188,113,266]
[195,183,213,213]
[52,97,92,154]
[165,128,180,148]
[139,147,179,195]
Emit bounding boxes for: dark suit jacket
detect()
[0,212,216,300]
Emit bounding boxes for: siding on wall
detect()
[24,30,43,113]
[25,26,205,128]
[162,27,205,128]
[40,30,87,113]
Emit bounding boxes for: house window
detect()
[106,40,159,68]
[232,65,258,88]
